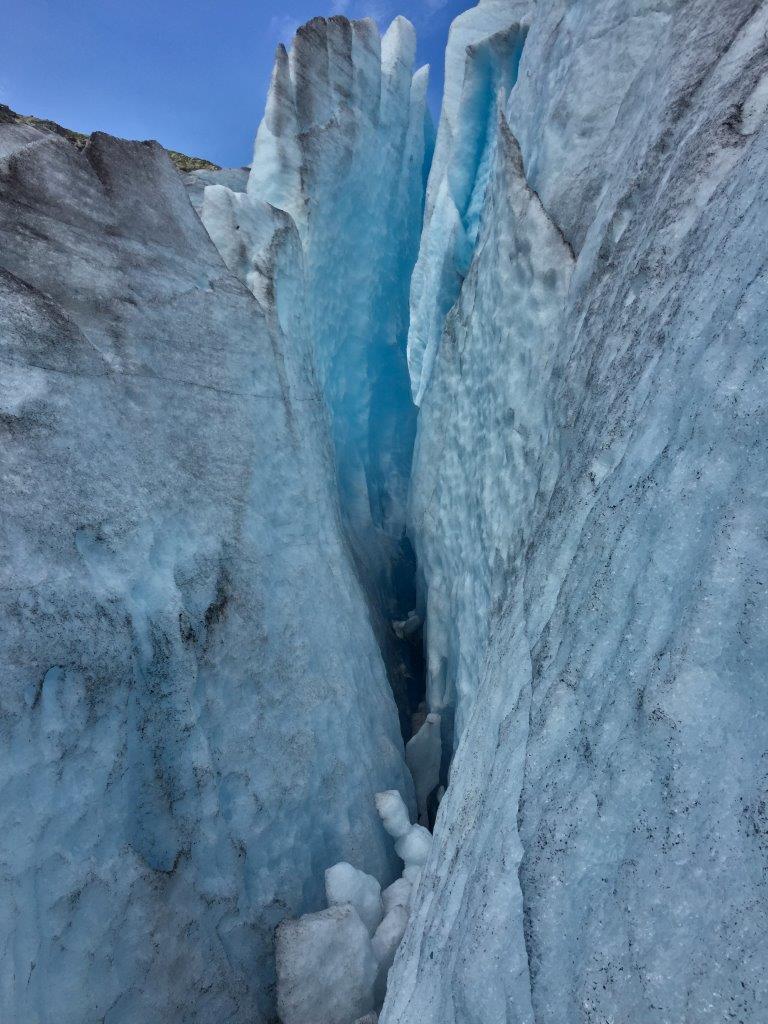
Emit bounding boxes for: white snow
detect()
[374,790,412,840]
[381,877,412,915]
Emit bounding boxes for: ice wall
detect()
[247,16,432,618]
[386,0,768,1021]
[0,124,412,1024]
[407,0,529,406]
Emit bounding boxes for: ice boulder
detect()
[326,862,384,937]
[276,905,378,1024]
[405,713,441,824]
[394,826,432,869]
[382,878,412,915]
[375,790,412,840]
[372,906,410,1004]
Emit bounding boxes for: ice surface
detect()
[326,862,384,937]
[183,165,249,215]
[394,825,431,869]
[383,1,768,1022]
[372,906,410,1003]
[276,904,377,1024]
[0,125,411,1024]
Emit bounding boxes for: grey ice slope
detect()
[386,0,768,1022]
[0,125,410,1024]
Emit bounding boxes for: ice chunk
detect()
[382,877,412,915]
[405,712,441,824]
[372,905,410,1003]
[375,790,412,840]
[394,825,432,869]
[276,905,377,1024]
[392,610,421,639]
[326,862,384,937]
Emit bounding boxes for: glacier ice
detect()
[238,16,431,623]
[198,15,433,739]
[405,711,441,825]
[2,1,768,1022]
[276,904,378,1024]
[276,791,429,1023]
[407,0,529,406]
[0,120,411,1024]
[383,1,768,1022]
[326,862,384,937]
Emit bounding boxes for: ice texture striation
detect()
[0,123,412,1024]
[383,1,768,1022]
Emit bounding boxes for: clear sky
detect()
[2,0,470,168]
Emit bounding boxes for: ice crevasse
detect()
[0,0,767,1023]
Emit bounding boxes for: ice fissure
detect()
[2,1,768,1023]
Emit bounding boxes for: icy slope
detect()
[0,124,411,1024]
[244,17,431,614]
[385,0,768,1021]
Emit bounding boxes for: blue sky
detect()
[2,0,470,167]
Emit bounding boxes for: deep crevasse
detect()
[1,1,767,1023]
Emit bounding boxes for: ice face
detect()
[0,126,411,1024]
[405,712,441,825]
[384,1,768,1022]
[197,17,433,740]
[407,1,530,406]
[245,17,432,618]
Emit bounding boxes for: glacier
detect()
[2,1,768,1023]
